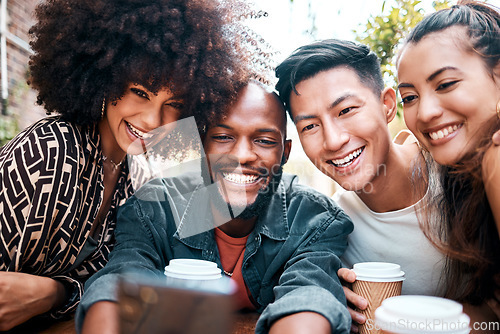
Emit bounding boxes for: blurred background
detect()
[1,0,496,196]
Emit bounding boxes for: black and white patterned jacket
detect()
[0,116,133,317]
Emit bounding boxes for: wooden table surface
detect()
[2,312,260,334]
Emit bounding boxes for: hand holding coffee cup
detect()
[352,262,405,334]
[338,267,369,328]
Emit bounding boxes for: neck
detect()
[98,118,126,163]
[216,215,257,238]
[356,142,425,213]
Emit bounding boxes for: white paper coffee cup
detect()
[374,295,471,334]
[353,262,406,282]
[352,262,406,334]
[164,259,228,292]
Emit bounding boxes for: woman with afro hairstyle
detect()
[0,0,257,329]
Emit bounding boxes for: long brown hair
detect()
[415,117,500,304]
[405,0,500,304]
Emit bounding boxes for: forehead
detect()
[295,67,372,95]
[398,27,472,69]
[219,84,286,133]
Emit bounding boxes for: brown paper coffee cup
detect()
[352,280,403,334]
[351,262,405,334]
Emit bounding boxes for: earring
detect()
[497,100,500,119]
[101,98,106,119]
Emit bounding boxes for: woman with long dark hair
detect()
[397,0,500,320]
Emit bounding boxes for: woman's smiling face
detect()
[104,84,184,156]
[397,26,500,166]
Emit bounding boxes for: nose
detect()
[416,95,443,124]
[323,120,349,152]
[230,138,257,164]
[141,105,163,130]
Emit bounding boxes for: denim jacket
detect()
[76,173,353,333]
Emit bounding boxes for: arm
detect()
[76,195,169,333]
[81,301,119,334]
[0,121,82,328]
[256,204,353,334]
[337,268,368,333]
[269,312,330,334]
[0,272,66,331]
[482,145,500,237]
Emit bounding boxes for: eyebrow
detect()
[213,124,281,134]
[398,66,460,89]
[293,93,356,123]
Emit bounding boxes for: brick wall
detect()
[2,0,45,135]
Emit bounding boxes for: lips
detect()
[427,124,462,140]
[328,147,364,168]
[126,121,153,140]
[222,172,260,184]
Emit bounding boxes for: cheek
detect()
[403,108,418,132]
[299,133,322,157]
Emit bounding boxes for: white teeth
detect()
[330,148,364,167]
[428,125,460,141]
[222,173,259,184]
[127,122,153,139]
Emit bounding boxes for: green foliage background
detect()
[354,0,451,116]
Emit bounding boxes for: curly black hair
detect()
[28,0,254,130]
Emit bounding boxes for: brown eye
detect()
[339,107,353,116]
[166,102,184,109]
[131,88,149,99]
[437,81,458,91]
[401,95,417,105]
[301,124,317,133]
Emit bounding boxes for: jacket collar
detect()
[173,174,292,250]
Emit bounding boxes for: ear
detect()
[282,139,292,164]
[381,87,398,124]
[494,61,500,87]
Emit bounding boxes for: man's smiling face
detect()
[203,82,291,213]
[289,67,397,192]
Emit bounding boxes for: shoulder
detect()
[482,144,500,181]
[123,172,202,219]
[283,174,337,210]
[393,129,417,146]
[1,117,83,159]
[0,117,85,172]
[282,174,353,231]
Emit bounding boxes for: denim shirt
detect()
[76,173,353,333]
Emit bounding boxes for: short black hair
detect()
[275,39,384,119]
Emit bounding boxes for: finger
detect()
[351,323,359,333]
[338,268,356,283]
[348,306,366,325]
[493,131,500,146]
[343,286,368,310]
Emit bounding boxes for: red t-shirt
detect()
[215,228,256,310]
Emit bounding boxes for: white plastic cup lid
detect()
[352,262,405,282]
[164,258,222,280]
[375,295,470,333]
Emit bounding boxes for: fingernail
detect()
[360,298,368,309]
[355,313,366,324]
